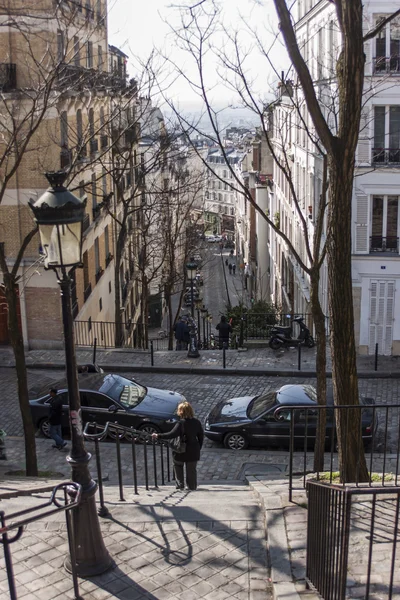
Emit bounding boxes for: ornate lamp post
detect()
[200,304,208,348]
[29,172,112,577]
[186,257,200,358]
[207,314,213,346]
[195,297,203,345]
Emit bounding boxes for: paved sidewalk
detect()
[0,346,399,377]
[0,482,273,600]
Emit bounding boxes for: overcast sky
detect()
[107,0,288,107]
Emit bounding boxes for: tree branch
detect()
[273,0,335,155]
[363,9,400,42]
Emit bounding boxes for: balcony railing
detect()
[105,252,113,267]
[84,283,92,302]
[60,147,72,169]
[373,56,400,74]
[370,235,399,253]
[372,147,400,165]
[95,267,104,283]
[0,63,17,91]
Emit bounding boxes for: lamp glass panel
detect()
[187,266,197,280]
[39,221,82,267]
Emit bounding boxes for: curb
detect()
[5,361,400,378]
[247,477,307,600]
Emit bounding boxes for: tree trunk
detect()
[327,159,368,483]
[4,275,38,476]
[310,269,327,473]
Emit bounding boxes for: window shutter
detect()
[385,282,395,355]
[357,107,370,165]
[355,194,369,252]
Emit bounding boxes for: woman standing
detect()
[152,401,203,491]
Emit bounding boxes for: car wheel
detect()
[269,337,282,350]
[39,418,51,438]
[138,423,160,436]
[306,336,315,348]
[224,432,248,450]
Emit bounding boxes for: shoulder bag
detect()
[169,420,187,454]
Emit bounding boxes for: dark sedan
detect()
[204,384,376,450]
[30,373,185,439]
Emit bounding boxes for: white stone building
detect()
[268,0,400,355]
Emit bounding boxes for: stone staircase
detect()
[0,479,321,599]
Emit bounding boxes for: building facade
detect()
[0,0,142,348]
[268,0,400,355]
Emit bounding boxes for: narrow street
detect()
[164,242,248,337]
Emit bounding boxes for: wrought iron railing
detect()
[370,235,399,253]
[83,422,172,516]
[0,482,82,600]
[372,147,400,164]
[307,481,400,600]
[276,403,400,502]
[373,56,400,74]
[83,283,92,302]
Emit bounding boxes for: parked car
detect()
[205,235,217,242]
[30,373,185,440]
[204,384,377,450]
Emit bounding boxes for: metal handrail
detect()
[273,403,400,501]
[83,421,173,516]
[0,482,82,600]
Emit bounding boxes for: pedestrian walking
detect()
[232,263,236,275]
[152,401,203,491]
[174,316,190,350]
[48,388,67,451]
[228,263,232,275]
[216,315,232,349]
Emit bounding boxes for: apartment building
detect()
[234,134,273,301]
[0,0,143,348]
[203,148,240,237]
[268,0,400,355]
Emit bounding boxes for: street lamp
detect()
[29,171,112,577]
[207,314,213,347]
[195,297,203,345]
[186,257,198,318]
[186,257,200,358]
[200,304,208,348]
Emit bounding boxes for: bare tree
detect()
[160,1,329,471]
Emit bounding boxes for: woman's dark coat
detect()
[158,418,204,462]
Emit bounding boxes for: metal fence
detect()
[83,422,173,516]
[241,312,328,340]
[307,481,400,600]
[0,482,82,600]
[279,403,400,502]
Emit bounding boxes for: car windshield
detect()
[98,374,146,408]
[247,391,277,419]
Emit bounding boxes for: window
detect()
[94,237,100,272]
[371,195,399,252]
[57,30,64,62]
[374,16,400,73]
[74,36,80,66]
[91,173,97,207]
[373,105,400,163]
[79,180,85,199]
[88,108,94,137]
[104,225,109,257]
[98,45,103,70]
[87,41,93,69]
[60,111,68,148]
[81,392,114,410]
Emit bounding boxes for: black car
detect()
[30,373,185,439]
[204,384,376,450]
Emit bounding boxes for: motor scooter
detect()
[269,316,315,349]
